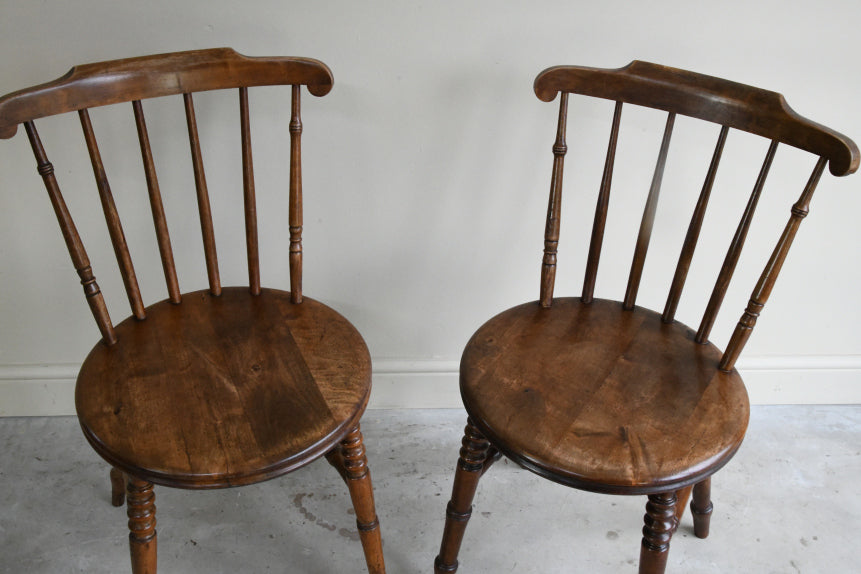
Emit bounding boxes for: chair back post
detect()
[719,157,827,371]
[23,120,117,344]
[239,87,261,295]
[79,108,146,320]
[539,92,569,307]
[622,111,675,310]
[581,101,622,304]
[133,99,182,304]
[289,85,303,304]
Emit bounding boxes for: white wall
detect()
[1,0,860,414]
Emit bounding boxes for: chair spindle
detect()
[79,109,146,320]
[582,101,622,304]
[719,156,827,371]
[183,93,221,296]
[696,140,779,343]
[623,112,675,310]
[539,92,569,308]
[132,100,181,304]
[240,87,261,295]
[289,85,303,304]
[24,121,116,344]
[662,125,729,323]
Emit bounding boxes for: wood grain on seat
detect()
[461,298,749,494]
[77,288,371,489]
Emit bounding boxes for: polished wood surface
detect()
[77,288,371,488]
[436,61,858,574]
[2,48,384,573]
[533,61,858,176]
[0,48,333,138]
[460,298,749,494]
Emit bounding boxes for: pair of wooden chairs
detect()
[0,49,856,574]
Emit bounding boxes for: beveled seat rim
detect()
[75,288,372,489]
[459,297,750,495]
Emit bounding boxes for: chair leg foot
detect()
[110,467,126,507]
[691,477,713,539]
[639,492,677,574]
[330,426,386,574]
[434,417,492,574]
[127,476,157,574]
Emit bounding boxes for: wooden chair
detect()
[0,48,385,574]
[434,62,858,574]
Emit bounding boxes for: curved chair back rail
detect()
[533,61,858,370]
[0,48,329,343]
[0,47,333,138]
[534,61,858,176]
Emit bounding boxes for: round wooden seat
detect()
[76,287,371,489]
[460,298,750,494]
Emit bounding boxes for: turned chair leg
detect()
[672,485,693,532]
[327,426,386,574]
[690,477,713,539]
[639,491,677,574]
[434,418,492,574]
[110,467,127,507]
[126,476,157,574]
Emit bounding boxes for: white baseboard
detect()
[0,356,859,416]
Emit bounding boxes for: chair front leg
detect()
[328,426,386,574]
[639,491,677,574]
[126,476,157,574]
[434,417,492,574]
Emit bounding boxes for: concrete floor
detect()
[0,406,858,573]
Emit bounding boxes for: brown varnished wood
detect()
[110,467,126,507]
[126,477,157,574]
[697,140,778,343]
[720,157,828,370]
[639,492,677,574]
[289,85,303,303]
[460,298,749,494]
[3,50,385,573]
[539,93,568,307]
[690,477,713,538]
[534,61,859,176]
[132,100,181,304]
[623,112,675,310]
[76,288,372,489]
[80,108,146,320]
[438,61,857,574]
[330,427,386,574]
[184,92,221,296]
[673,485,693,531]
[435,419,491,574]
[663,125,728,323]
[0,48,333,139]
[24,120,117,344]
[582,101,622,304]
[239,87,261,295]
